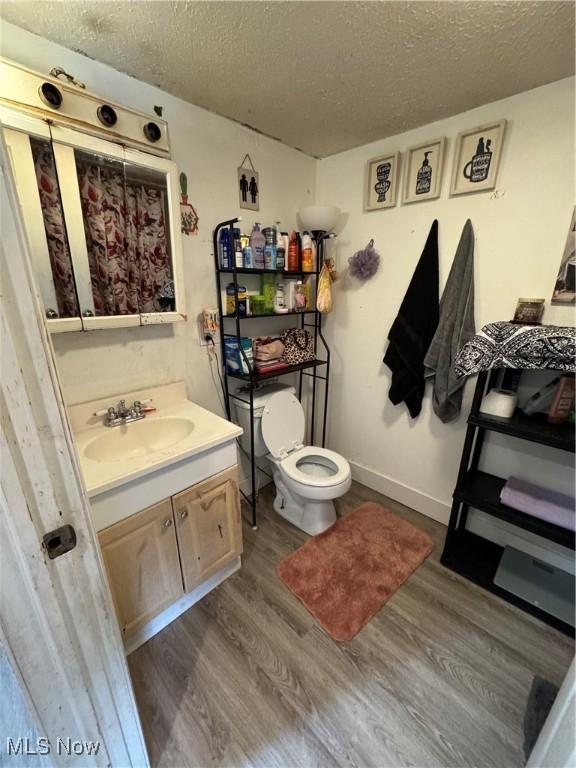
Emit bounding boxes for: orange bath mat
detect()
[276,502,434,641]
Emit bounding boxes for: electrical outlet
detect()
[197,316,219,346]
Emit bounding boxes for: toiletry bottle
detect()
[294,280,307,312]
[281,232,290,272]
[288,231,300,271]
[233,228,243,269]
[250,223,266,269]
[301,231,314,272]
[219,228,231,269]
[261,274,276,312]
[276,238,286,271]
[262,227,277,270]
[243,244,253,269]
[274,283,286,313]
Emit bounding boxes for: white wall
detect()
[2,22,574,557]
[317,78,575,536]
[1,22,316,415]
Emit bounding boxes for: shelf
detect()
[226,358,326,382]
[454,471,575,549]
[469,408,574,453]
[218,268,314,277]
[442,530,574,636]
[222,310,315,319]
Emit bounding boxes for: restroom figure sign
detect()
[238,153,260,211]
[463,137,492,183]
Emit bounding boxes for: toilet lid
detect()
[261,391,305,459]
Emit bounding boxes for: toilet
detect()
[233,384,351,535]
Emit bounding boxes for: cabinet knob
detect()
[179,509,188,520]
[45,308,58,319]
[163,518,173,528]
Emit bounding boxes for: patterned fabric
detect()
[76,157,172,315]
[454,321,576,378]
[280,328,315,365]
[31,140,80,318]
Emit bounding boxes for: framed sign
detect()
[552,207,576,305]
[402,137,446,204]
[238,153,259,211]
[450,120,506,196]
[365,152,400,211]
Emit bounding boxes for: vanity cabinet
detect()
[98,466,242,639]
[173,466,242,591]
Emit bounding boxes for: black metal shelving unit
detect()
[442,369,575,636]
[212,217,331,529]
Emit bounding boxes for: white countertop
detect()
[69,382,242,497]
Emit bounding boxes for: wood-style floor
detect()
[128,481,574,768]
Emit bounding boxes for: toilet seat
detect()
[280,446,350,488]
[261,390,305,459]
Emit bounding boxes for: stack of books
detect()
[254,359,288,374]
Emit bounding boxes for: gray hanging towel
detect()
[424,219,475,423]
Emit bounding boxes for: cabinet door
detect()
[98,499,183,638]
[173,466,242,592]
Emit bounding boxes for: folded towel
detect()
[383,220,439,418]
[500,477,575,532]
[424,219,475,423]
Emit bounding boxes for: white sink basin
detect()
[84,417,194,462]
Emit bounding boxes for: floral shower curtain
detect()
[76,158,172,315]
[31,141,80,318]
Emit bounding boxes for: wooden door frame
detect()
[0,135,149,765]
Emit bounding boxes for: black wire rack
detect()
[212,218,331,529]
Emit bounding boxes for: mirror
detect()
[74,149,175,316]
[3,111,184,332]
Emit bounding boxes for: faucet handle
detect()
[94,405,117,418]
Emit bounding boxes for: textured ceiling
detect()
[1,1,574,157]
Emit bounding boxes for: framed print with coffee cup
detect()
[450,120,506,196]
[365,152,400,211]
[403,137,446,204]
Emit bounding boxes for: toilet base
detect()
[272,471,337,536]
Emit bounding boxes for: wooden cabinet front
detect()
[98,498,184,637]
[173,466,242,591]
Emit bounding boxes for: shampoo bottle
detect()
[219,228,231,269]
[250,223,266,269]
[288,231,300,271]
[301,231,314,272]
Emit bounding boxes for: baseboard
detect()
[124,557,241,655]
[349,460,450,525]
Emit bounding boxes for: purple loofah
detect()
[348,239,380,279]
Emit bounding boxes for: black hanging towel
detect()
[383,219,439,418]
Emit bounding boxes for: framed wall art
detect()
[402,137,446,204]
[552,206,576,305]
[365,152,400,211]
[450,120,506,196]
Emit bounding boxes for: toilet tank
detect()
[233,383,296,457]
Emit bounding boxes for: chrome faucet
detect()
[94,399,152,428]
